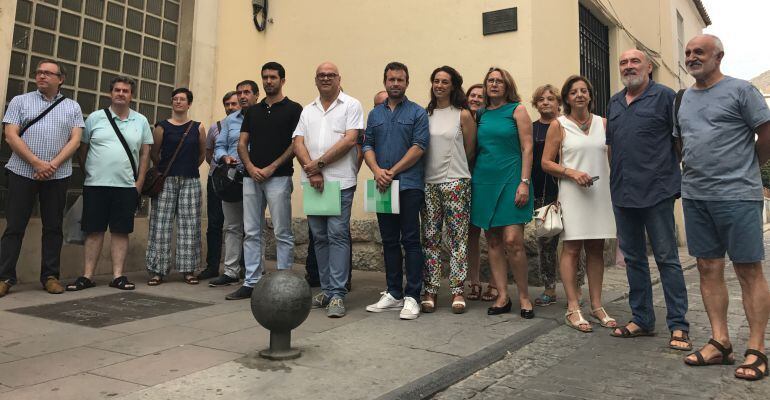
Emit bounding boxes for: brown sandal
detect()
[480,285,497,302]
[451,293,466,314]
[147,276,163,286]
[420,293,437,313]
[684,338,734,366]
[735,349,768,381]
[669,331,692,351]
[466,283,482,301]
[184,275,199,285]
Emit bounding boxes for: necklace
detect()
[570,114,592,131]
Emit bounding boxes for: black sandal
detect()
[669,331,693,351]
[735,349,769,381]
[610,322,655,338]
[684,338,734,366]
[65,276,95,291]
[109,276,136,290]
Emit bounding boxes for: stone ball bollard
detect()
[250,270,312,360]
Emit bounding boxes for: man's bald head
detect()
[315,61,341,98]
[685,34,724,82]
[373,90,387,107]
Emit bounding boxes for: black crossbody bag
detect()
[103,108,138,181]
[19,96,67,137]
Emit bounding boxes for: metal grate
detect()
[2,0,181,216]
[579,4,611,117]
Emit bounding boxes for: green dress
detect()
[471,102,534,229]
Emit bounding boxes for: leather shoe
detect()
[0,280,10,297]
[44,276,65,294]
[520,308,535,319]
[487,298,512,315]
[225,286,254,300]
[197,269,219,280]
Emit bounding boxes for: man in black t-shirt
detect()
[226,62,303,300]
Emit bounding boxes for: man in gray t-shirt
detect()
[676,34,770,381]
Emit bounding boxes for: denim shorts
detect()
[682,199,764,263]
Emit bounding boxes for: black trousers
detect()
[0,171,69,286]
[305,226,352,285]
[204,178,224,272]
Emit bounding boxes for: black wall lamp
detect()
[252,0,269,32]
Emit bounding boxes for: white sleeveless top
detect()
[425,106,471,184]
[557,115,616,240]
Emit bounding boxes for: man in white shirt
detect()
[293,62,364,318]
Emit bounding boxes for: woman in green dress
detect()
[471,67,535,318]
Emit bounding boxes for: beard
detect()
[621,74,645,90]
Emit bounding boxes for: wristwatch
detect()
[521,178,530,185]
[317,160,326,169]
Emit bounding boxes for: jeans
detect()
[0,172,69,286]
[205,178,224,272]
[242,176,294,288]
[308,187,354,299]
[221,200,244,279]
[306,227,353,286]
[613,197,689,332]
[376,189,424,300]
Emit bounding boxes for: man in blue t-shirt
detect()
[676,34,770,381]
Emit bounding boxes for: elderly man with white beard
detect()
[605,49,691,351]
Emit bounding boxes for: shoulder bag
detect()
[534,120,565,238]
[141,121,194,197]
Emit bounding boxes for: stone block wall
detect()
[263,218,618,287]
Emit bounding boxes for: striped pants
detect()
[146,176,202,275]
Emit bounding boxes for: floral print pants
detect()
[421,179,471,295]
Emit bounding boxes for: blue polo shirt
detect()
[362,97,430,191]
[213,109,245,164]
[606,81,681,208]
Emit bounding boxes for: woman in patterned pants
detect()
[146,88,207,285]
[420,66,477,314]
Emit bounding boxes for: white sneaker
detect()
[366,291,404,312]
[399,297,420,320]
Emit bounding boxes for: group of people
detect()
[0,33,767,381]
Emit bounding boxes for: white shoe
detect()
[399,297,420,320]
[366,291,404,312]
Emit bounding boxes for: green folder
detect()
[364,179,400,214]
[302,181,341,216]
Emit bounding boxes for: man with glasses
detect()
[294,62,364,317]
[0,59,84,297]
[227,62,302,300]
[210,81,260,288]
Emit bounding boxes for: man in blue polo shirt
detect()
[363,62,429,320]
[606,49,690,349]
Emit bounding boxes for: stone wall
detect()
[263,218,618,287]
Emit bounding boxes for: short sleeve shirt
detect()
[293,92,365,189]
[82,108,154,188]
[241,97,303,177]
[675,76,770,201]
[606,81,681,208]
[2,91,84,179]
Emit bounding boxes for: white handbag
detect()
[534,201,563,237]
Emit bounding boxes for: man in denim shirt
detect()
[209,80,259,288]
[607,49,690,349]
[363,62,429,320]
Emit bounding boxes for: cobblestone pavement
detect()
[434,241,770,400]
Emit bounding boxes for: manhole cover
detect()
[7,292,212,328]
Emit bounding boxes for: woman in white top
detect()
[541,75,617,333]
[420,66,477,314]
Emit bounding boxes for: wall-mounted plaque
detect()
[482,7,518,36]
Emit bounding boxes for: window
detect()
[579,5,610,117]
[3,0,181,214]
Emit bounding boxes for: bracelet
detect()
[561,166,568,176]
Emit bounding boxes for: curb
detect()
[375,318,560,400]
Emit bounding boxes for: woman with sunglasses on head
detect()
[472,67,535,319]
[541,75,617,333]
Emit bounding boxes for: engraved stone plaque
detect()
[483,7,518,36]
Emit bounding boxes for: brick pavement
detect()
[434,242,770,399]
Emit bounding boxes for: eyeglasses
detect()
[486,78,505,86]
[35,70,61,78]
[315,73,339,81]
